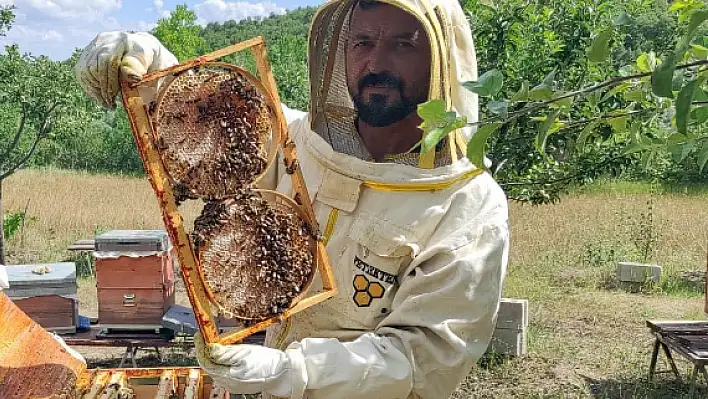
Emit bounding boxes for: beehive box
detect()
[5,262,78,333]
[95,230,176,329]
[0,292,229,399]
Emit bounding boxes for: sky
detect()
[0,0,324,60]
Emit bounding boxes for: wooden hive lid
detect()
[95,229,171,252]
[5,263,77,287]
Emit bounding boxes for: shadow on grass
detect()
[583,375,708,399]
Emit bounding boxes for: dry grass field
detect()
[4,168,708,398]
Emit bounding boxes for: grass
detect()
[4,168,708,398]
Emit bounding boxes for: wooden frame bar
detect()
[184,369,203,399]
[120,36,337,346]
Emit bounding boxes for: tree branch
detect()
[0,102,60,181]
[469,59,708,128]
[0,102,26,167]
[558,109,653,131]
[499,153,628,188]
[0,133,42,181]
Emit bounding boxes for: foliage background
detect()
[0,0,706,190]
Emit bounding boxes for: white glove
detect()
[51,332,87,364]
[0,265,8,290]
[194,332,307,398]
[75,31,178,109]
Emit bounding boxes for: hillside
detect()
[200,7,316,111]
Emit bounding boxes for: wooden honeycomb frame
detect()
[119,36,337,345]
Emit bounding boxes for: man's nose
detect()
[364,42,393,75]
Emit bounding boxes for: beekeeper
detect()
[75,0,509,397]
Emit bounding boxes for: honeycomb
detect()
[150,62,315,325]
[154,64,275,201]
[193,190,315,322]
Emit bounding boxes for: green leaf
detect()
[667,132,688,145]
[417,100,468,153]
[462,69,504,97]
[624,88,645,103]
[510,81,530,102]
[609,116,629,133]
[487,100,509,119]
[624,143,648,155]
[637,52,657,72]
[576,120,600,151]
[479,0,495,8]
[466,122,503,168]
[692,106,708,124]
[676,79,698,134]
[417,99,445,122]
[686,10,708,42]
[651,53,676,98]
[535,110,561,154]
[602,82,631,103]
[691,44,708,60]
[640,149,655,170]
[698,142,708,172]
[529,86,554,101]
[551,93,574,109]
[696,88,708,102]
[668,140,695,163]
[669,2,689,12]
[589,28,613,63]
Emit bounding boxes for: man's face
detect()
[346,2,432,127]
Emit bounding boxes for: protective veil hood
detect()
[303,0,480,180]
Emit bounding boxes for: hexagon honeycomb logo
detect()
[352,274,386,307]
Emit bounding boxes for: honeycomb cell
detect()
[353,275,369,292]
[368,282,385,299]
[353,291,372,307]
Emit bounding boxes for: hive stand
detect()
[120,36,337,346]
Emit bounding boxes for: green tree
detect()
[0,5,14,36]
[0,44,96,263]
[152,4,208,61]
[419,0,708,204]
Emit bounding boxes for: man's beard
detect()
[352,72,421,127]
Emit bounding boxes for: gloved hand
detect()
[75,31,178,109]
[194,332,307,398]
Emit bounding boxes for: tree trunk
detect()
[0,179,5,265]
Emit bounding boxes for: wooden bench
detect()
[647,320,708,398]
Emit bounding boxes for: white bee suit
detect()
[74,0,509,396]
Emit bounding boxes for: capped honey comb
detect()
[193,190,315,323]
[153,63,276,201]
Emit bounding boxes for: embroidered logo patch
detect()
[352,256,394,307]
[352,274,385,307]
[354,256,397,285]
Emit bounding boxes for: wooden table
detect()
[63,326,265,368]
[646,320,708,398]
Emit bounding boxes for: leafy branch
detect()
[417,3,708,183]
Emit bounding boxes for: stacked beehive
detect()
[4,262,79,333]
[94,230,176,330]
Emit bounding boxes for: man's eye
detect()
[354,40,372,48]
[395,41,414,49]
